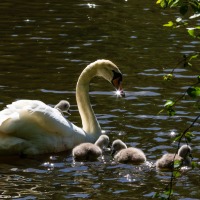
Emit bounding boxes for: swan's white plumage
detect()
[0,100,86,155]
[0,59,124,156]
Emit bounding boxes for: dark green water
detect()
[0,0,200,199]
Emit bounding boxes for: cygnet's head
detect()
[95,135,109,149]
[54,100,71,115]
[111,139,127,156]
[178,144,192,158]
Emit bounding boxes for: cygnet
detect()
[111,139,146,164]
[156,144,192,170]
[72,135,109,162]
[54,100,71,115]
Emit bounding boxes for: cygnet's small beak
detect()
[67,109,71,115]
[64,109,71,115]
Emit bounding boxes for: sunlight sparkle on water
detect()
[115,90,122,97]
[170,131,176,137]
[87,3,96,8]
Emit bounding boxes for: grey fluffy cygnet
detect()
[54,100,71,115]
[155,144,192,170]
[72,135,109,162]
[111,139,146,164]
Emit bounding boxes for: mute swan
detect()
[111,139,146,164]
[72,134,109,161]
[156,145,192,170]
[54,100,71,115]
[0,59,124,156]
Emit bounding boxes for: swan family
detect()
[0,59,124,156]
[0,59,193,172]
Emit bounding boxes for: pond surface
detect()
[0,0,200,199]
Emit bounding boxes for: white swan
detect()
[72,134,109,162]
[111,139,146,164]
[54,100,71,115]
[155,144,192,170]
[0,59,124,156]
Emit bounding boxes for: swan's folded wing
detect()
[0,100,77,136]
[0,100,46,128]
[0,100,87,154]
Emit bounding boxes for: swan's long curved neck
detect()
[76,63,101,138]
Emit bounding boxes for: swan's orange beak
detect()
[112,77,125,97]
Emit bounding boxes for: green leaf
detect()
[156,0,162,4]
[173,133,182,142]
[189,54,199,61]
[154,192,170,199]
[163,73,174,80]
[170,0,179,7]
[190,0,200,12]
[164,100,176,116]
[187,87,200,98]
[188,29,196,38]
[189,62,192,67]
[174,160,182,168]
[186,62,192,67]
[168,0,175,5]
[153,189,173,199]
[157,0,168,8]
[173,170,181,178]
[167,108,176,116]
[153,192,161,198]
[185,131,195,142]
[191,161,198,169]
[163,21,174,27]
[164,100,175,108]
[164,189,173,197]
